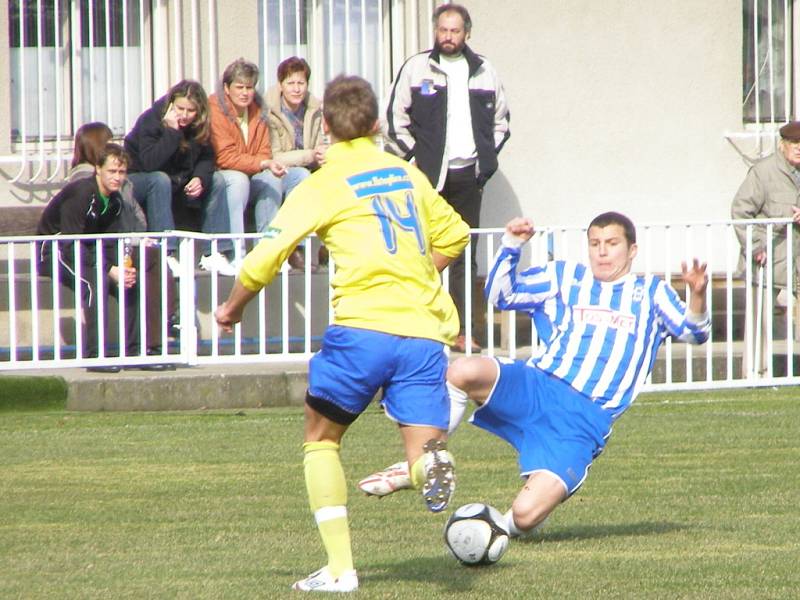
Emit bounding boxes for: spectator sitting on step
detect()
[209,57,306,270]
[265,56,329,269]
[124,79,236,277]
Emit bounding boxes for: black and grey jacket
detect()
[384,45,510,190]
[36,176,123,275]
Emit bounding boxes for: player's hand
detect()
[681,258,708,295]
[184,177,203,198]
[162,103,180,130]
[753,249,767,265]
[505,217,535,242]
[214,302,242,333]
[792,205,800,224]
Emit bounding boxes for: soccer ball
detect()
[444,503,510,566]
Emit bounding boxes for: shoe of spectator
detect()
[132,347,177,371]
[167,313,181,340]
[135,362,177,372]
[166,255,182,279]
[451,334,482,353]
[292,567,358,593]
[86,365,121,373]
[199,252,237,277]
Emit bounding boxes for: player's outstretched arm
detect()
[214,280,258,333]
[681,258,709,316]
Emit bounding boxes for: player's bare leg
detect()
[504,471,566,538]
[357,357,497,498]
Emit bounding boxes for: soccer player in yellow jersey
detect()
[214,75,470,593]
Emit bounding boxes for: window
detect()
[742,0,792,123]
[259,0,386,98]
[9,0,147,142]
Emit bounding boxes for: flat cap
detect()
[779,121,800,141]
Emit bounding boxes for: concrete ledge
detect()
[3,363,310,411]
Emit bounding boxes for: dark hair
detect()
[433,3,472,33]
[588,211,637,245]
[323,75,378,141]
[163,79,211,145]
[277,56,311,83]
[222,57,260,87]
[72,122,113,168]
[97,143,129,168]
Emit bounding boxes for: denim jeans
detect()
[128,171,231,255]
[216,167,310,235]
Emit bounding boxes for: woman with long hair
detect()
[124,80,236,276]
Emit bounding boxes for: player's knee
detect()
[447,357,485,392]
[510,496,551,532]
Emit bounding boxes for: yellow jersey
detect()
[238,136,470,345]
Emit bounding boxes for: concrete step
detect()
[4,342,797,412]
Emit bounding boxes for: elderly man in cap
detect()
[731,121,800,303]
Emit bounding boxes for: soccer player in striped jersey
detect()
[359,211,710,539]
[214,75,469,592]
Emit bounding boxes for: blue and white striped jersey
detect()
[486,243,711,418]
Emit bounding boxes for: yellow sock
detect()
[410,454,426,490]
[303,440,353,577]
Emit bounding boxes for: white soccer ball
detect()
[444,503,510,566]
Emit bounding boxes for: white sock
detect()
[503,509,523,537]
[447,381,470,434]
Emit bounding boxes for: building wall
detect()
[0,0,754,238]
[470,0,748,232]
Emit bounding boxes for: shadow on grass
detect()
[364,555,514,592]
[0,376,67,412]
[536,520,686,542]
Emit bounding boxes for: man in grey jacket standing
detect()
[731,121,800,298]
[384,3,510,353]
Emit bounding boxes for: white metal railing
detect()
[2,220,799,391]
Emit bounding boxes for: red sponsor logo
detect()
[573,305,636,333]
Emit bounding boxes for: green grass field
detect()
[1,387,798,599]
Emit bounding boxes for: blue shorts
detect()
[308,325,449,429]
[470,359,614,495]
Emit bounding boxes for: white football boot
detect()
[292,566,358,593]
[357,461,411,497]
[420,439,456,513]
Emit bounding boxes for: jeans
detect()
[217,167,310,234]
[128,171,231,255]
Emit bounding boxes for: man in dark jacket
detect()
[384,3,510,353]
[37,143,170,372]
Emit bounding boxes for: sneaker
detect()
[166,255,182,279]
[421,439,456,513]
[357,461,411,497]
[199,252,237,277]
[292,566,358,593]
